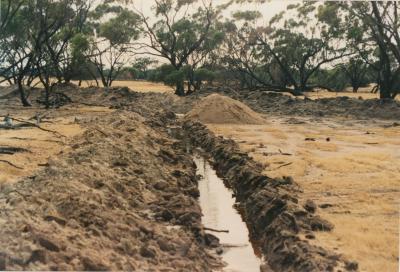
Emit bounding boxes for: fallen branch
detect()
[0,146,30,155]
[0,159,24,169]
[0,116,65,138]
[0,123,34,129]
[8,137,63,144]
[279,149,293,156]
[72,101,105,107]
[94,128,109,137]
[221,243,248,248]
[305,138,316,141]
[269,162,293,171]
[263,150,292,156]
[204,227,229,233]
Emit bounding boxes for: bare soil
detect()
[212,89,400,121]
[186,94,265,124]
[0,83,399,271]
[0,88,223,271]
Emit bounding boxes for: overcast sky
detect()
[131,0,299,23]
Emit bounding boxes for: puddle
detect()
[194,156,263,272]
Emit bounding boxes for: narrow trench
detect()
[193,155,264,272]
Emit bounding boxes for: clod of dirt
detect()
[304,199,317,213]
[185,94,266,124]
[0,146,30,155]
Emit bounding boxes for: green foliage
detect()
[311,68,347,92]
[194,68,216,82]
[130,57,158,80]
[142,0,223,95]
[232,11,262,21]
[99,10,141,45]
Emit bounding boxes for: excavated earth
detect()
[182,121,358,272]
[2,84,395,271]
[2,84,399,120]
[0,106,222,270]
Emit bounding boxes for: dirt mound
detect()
[0,110,222,271]
[196,88,400,121]
[185,94,265,124]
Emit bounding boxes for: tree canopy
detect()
[0,0,398,105]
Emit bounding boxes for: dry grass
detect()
[208,117,400,272]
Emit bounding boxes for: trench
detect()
[194,155,264,272]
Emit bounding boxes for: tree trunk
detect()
[379,60,393,99]
[295,81,306,96]
[379,85,392,99]
[175,81,185,96]
[352,86,359,93]
[17,79,31,107]
[45,85,50,109]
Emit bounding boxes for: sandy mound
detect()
[186,94,265,124]
[0,110,221,271]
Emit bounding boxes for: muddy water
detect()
[194,156,263,272]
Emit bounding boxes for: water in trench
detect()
[194,156,263,272]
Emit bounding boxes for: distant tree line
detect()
[0,0,398,107]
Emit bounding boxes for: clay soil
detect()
[0,82,399,271]
[0,86,222,271]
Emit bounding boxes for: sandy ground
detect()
[303,85,397,100]
[1,83,399,271]
[0,105,222,270]
[0,106,114,184]
[207,116,400,272]
[71,80,174,93]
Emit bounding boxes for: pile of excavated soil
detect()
[0,110,222,271]
[185,94,265,124]
[196,87,400,121]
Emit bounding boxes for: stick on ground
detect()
[0,160,24,169]
[204,227,229,233]
[0,116,66,138]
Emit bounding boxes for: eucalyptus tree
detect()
[338,58,369,93]
[134,0,222,96]
[131,57,158,80]
[320,1,399,98]
[221,12,292,92]
[0,0,43,106]
[185,23,224,93]
[32,0,94,108]
[45,1,93,84]
[85,4,141,87]
[222,4,352,95]
[254,3,353,94]
[0,0,92,106]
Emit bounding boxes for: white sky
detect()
[132,0,298,22]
